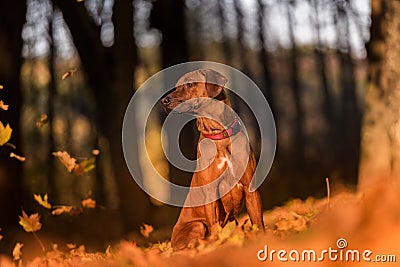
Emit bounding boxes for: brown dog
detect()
[161,69,264,250]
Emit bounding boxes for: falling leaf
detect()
[13,243,24,261]
[0,228,3,241]
[0,85,3,90]
[61,68,77,80]
[53,151,77,173]
[81,197,96,209]
[76,157,96,175]
[36,114,48,128]
[0,122,12,146]
[10,152,26,162]
[92,149,100,156]
[0,101,8,111]
[140,224,154,238]
[51,206,73,216]
[53,151,95,175]
[19,210,42,233]
[34,194,51,209]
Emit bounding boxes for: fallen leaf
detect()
[81,197,96,209]
[66,243,76,249]
[52,243,59,252]
[34,194,51,209]
[19,210,42,232]
[36,114,48,128]
[275,218,291,231]
[105,245,112,258]
[218,221,236,241]
[53,151,77,173]
[10,152,26,162]
[0,101,8,110]
[61,68,77,80]
[52,206,74,216]
[0,122,12,146]
[140,224,154,238]
[0,256,13,267]
[13,243,24,261]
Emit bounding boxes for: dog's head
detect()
[161,69,228,114]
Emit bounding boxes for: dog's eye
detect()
[186,82,193,88]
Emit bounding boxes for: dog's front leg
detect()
[204,201,218,229]
[245,189,265,231]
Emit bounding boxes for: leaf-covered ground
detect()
[1,179,399,267]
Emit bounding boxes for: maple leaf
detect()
[140,224,154,238]
[53,151,77,173]
[81,197,96,209]
[52,206,73,216]
[34,194,52,209]
[13,243,24,261]
[10,152,26,162]
[0,122,12,146]
[61,68,77,80]
[0,100,8,111]
[19,210,42,233]
[36,114,48,128]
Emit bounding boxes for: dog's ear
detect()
[201,69,228,98]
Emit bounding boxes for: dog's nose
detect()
[161,96,171,106]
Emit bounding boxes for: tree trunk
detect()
[0,1,26,227]
[150,0,189,66]
[285,0,305,163]
[256,0,274,108]
[150,0,195,189]
[359,0,400,185]
[337,8,361,184]
[53,0,151,232]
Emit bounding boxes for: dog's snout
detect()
[161,96,171,106]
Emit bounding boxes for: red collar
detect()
[202,118,241,140]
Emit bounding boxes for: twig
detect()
[325,177,331,209]
[32,232,45,253]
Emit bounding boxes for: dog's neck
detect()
[196,97,235,136]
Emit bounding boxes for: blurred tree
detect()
[150,0,188,66]
[285,0,305,164]
[150,0,196,189]
[359,0,400,185]
[334,0,361,184]
[0,1,27,226]
[256,0,273,107]
[52,0,151,232]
